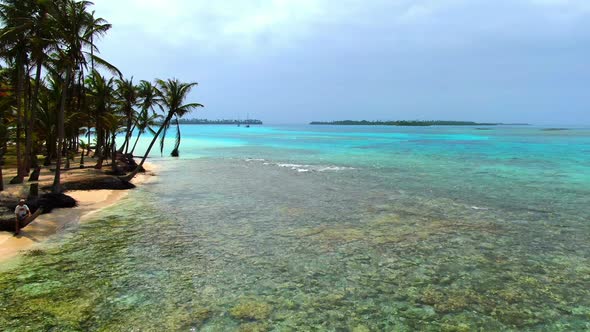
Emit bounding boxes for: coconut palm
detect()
[0,66,13,191]
[24,0,56,176]
[85,69,116,170]
[0,0,38,183]
[123,78,203,181]
[49,0,113,193]
[115,77,138,154]
[0,1,206,191]
[130,108,161,156]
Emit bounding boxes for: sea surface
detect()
[1,125,589,331]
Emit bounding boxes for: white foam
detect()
[317,166,356,172]
[252,159,355,173]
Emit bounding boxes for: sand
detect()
[0,163,157,263]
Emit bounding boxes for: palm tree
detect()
[85,69,116,170]
[0,0,38,183]
[115,76,137,154]
[79,139,88,167]
[123,78,203,181]
[130,108,161,155]
[50,0,111,193]
[0,122,5,191]
[0,67,13,191]
[130,80,159,155]
[25,0,56,177]
[169,115,181,157]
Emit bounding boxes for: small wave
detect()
[317,166,356,172]
[256,161,357,173]
[471,206,489,211]
[277,163,306,168]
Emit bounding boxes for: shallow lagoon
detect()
[1,125,589,331]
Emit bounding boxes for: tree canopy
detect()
[0,0,203,191]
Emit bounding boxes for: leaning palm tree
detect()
[123,78,203,181]
[115,76,137,154]
[169,115,182,157]
[130,108,161,155]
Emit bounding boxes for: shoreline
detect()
[0,163,157,263]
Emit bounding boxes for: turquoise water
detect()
[1,125,590,331]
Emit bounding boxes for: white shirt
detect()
[15,204,30,218]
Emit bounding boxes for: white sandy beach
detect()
[0,163,156,263]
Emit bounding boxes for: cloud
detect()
[90,0,590,124]
[93,0,590,54]
[93,0,330,51]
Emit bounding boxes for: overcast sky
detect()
[92,0,590,124]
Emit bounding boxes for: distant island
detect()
[310,120,528,126]
[164,118,263,125]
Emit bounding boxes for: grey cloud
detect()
[95,0,590,124]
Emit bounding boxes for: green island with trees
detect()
[0,0,204,194]
[310,120,528,126]
[165,118,263,125]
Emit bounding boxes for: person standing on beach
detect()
[14,199,30,236]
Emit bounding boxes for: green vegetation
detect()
[0,0,204,192]
[310,120,526,126]
[168,118,263,125]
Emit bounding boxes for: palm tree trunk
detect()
[23,60,32,175]
[122,114,172,181]
[119,116,133,154]
[94,125,104,169]
[111,132,117,172]
[124,123,136,154]
[13,58,25,183]
[0,149,4,192]
[52,65,72,194]
[130,130,142,155]
[86,129,91,156]
[171,117,181,157]
[25,60,43,178]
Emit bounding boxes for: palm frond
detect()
[87,53,121,77]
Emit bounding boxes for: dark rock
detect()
[42,175,136,191]
[0,193,78,232]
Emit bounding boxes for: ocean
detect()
[1,124,589,331]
